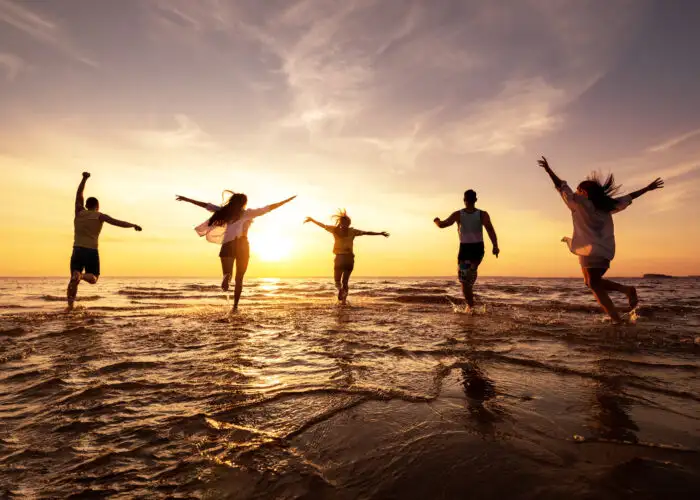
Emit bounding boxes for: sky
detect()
[1,0,699,278]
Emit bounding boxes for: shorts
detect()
[458,242,485,265]
[579,255,610,269]
[219,237,250,276]
[334,254,355,273]
[70,246,100,276]
[458,261,479,286]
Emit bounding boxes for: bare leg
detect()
[334,267,343,301]
[221,257,233,291]
[460,263,478,309]
[583,268,622,323]
[66,271,81,311]
[233,249,249,311]
[341,268,352,304]
[233,275,244,310]
[600,279,638,309]
[461,282,475,309]
[82,273,98,284]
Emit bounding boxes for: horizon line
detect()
[0,274,692,279]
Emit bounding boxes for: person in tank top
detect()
[434,189,499,310]
[538,156,664,323]
[305,210,389,304]
[67,172,142,311]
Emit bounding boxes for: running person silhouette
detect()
[176,191,295,311]
[434,190,499,310]
[67,172,142,311]
[538,156,664,323]
[305,210,389,304]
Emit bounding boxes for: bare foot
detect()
[221,273,232,292]
[64,303,74,313]
[627,287,639,309]
[609,313,625,325]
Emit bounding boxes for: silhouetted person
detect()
[538,156,664,323]
[305,210,389,304]
[67,172,142,311]
[176,191,295,311]
[434,190,499,310]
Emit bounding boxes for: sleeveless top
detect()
[74,210,104,249]
[458,209,483,244]
[332,228,362,255]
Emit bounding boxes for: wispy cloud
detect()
[0,0,97,67]
[129,114,215,150]
[143,0,648,164]
[647,128,700,153]
[0,52,25,80]
[438,77,565,155]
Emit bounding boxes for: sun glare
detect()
[249,232,293,262]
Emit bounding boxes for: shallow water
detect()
[1,277,699,498]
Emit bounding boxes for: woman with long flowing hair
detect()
[305,210,389,304]
[176,190,295,311]
[538,156,664,323]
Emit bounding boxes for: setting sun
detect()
[249,232,293,262]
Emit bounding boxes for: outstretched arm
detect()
[304,217,333,231]
[247,196,297,218]
[99,214,142,231]
[628,178,664,200]
[267,195,296,211]
[481,211,500,257]
[175,195,214,210]
[356,230,390,237]
[75,172,90,214]
[537,156,563,189]
[433,211,460,229]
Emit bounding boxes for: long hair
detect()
[208,190,248,227]
[332,209,351,236]
[578,172,621,213]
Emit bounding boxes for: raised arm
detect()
[355,230,390,237]
[175,195,214,210]
[433,211,460,229]
[537,156,563,189]
[99,213,142,231]
[267,195,297,211]
[75,172,90,214]
[304,216,333,232]
[481,211,500,257]
[627,178,664,200]
[246,196,297,218]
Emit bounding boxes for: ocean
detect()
[1,276,699,499]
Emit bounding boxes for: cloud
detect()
[0,0,97,66]
[0,52,25,80]
[647,128,700,153]
[134,0,653,172]
[129,114,215,150]
[437,77,565,155]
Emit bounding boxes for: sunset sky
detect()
[1,0,699,277]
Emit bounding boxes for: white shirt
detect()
[558,182,632,260]
[195,203,275,244]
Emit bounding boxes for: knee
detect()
[83,274,98,284]
[584,275,600,289]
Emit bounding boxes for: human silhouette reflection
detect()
[461,362,503,435]
[590,363,639,443]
